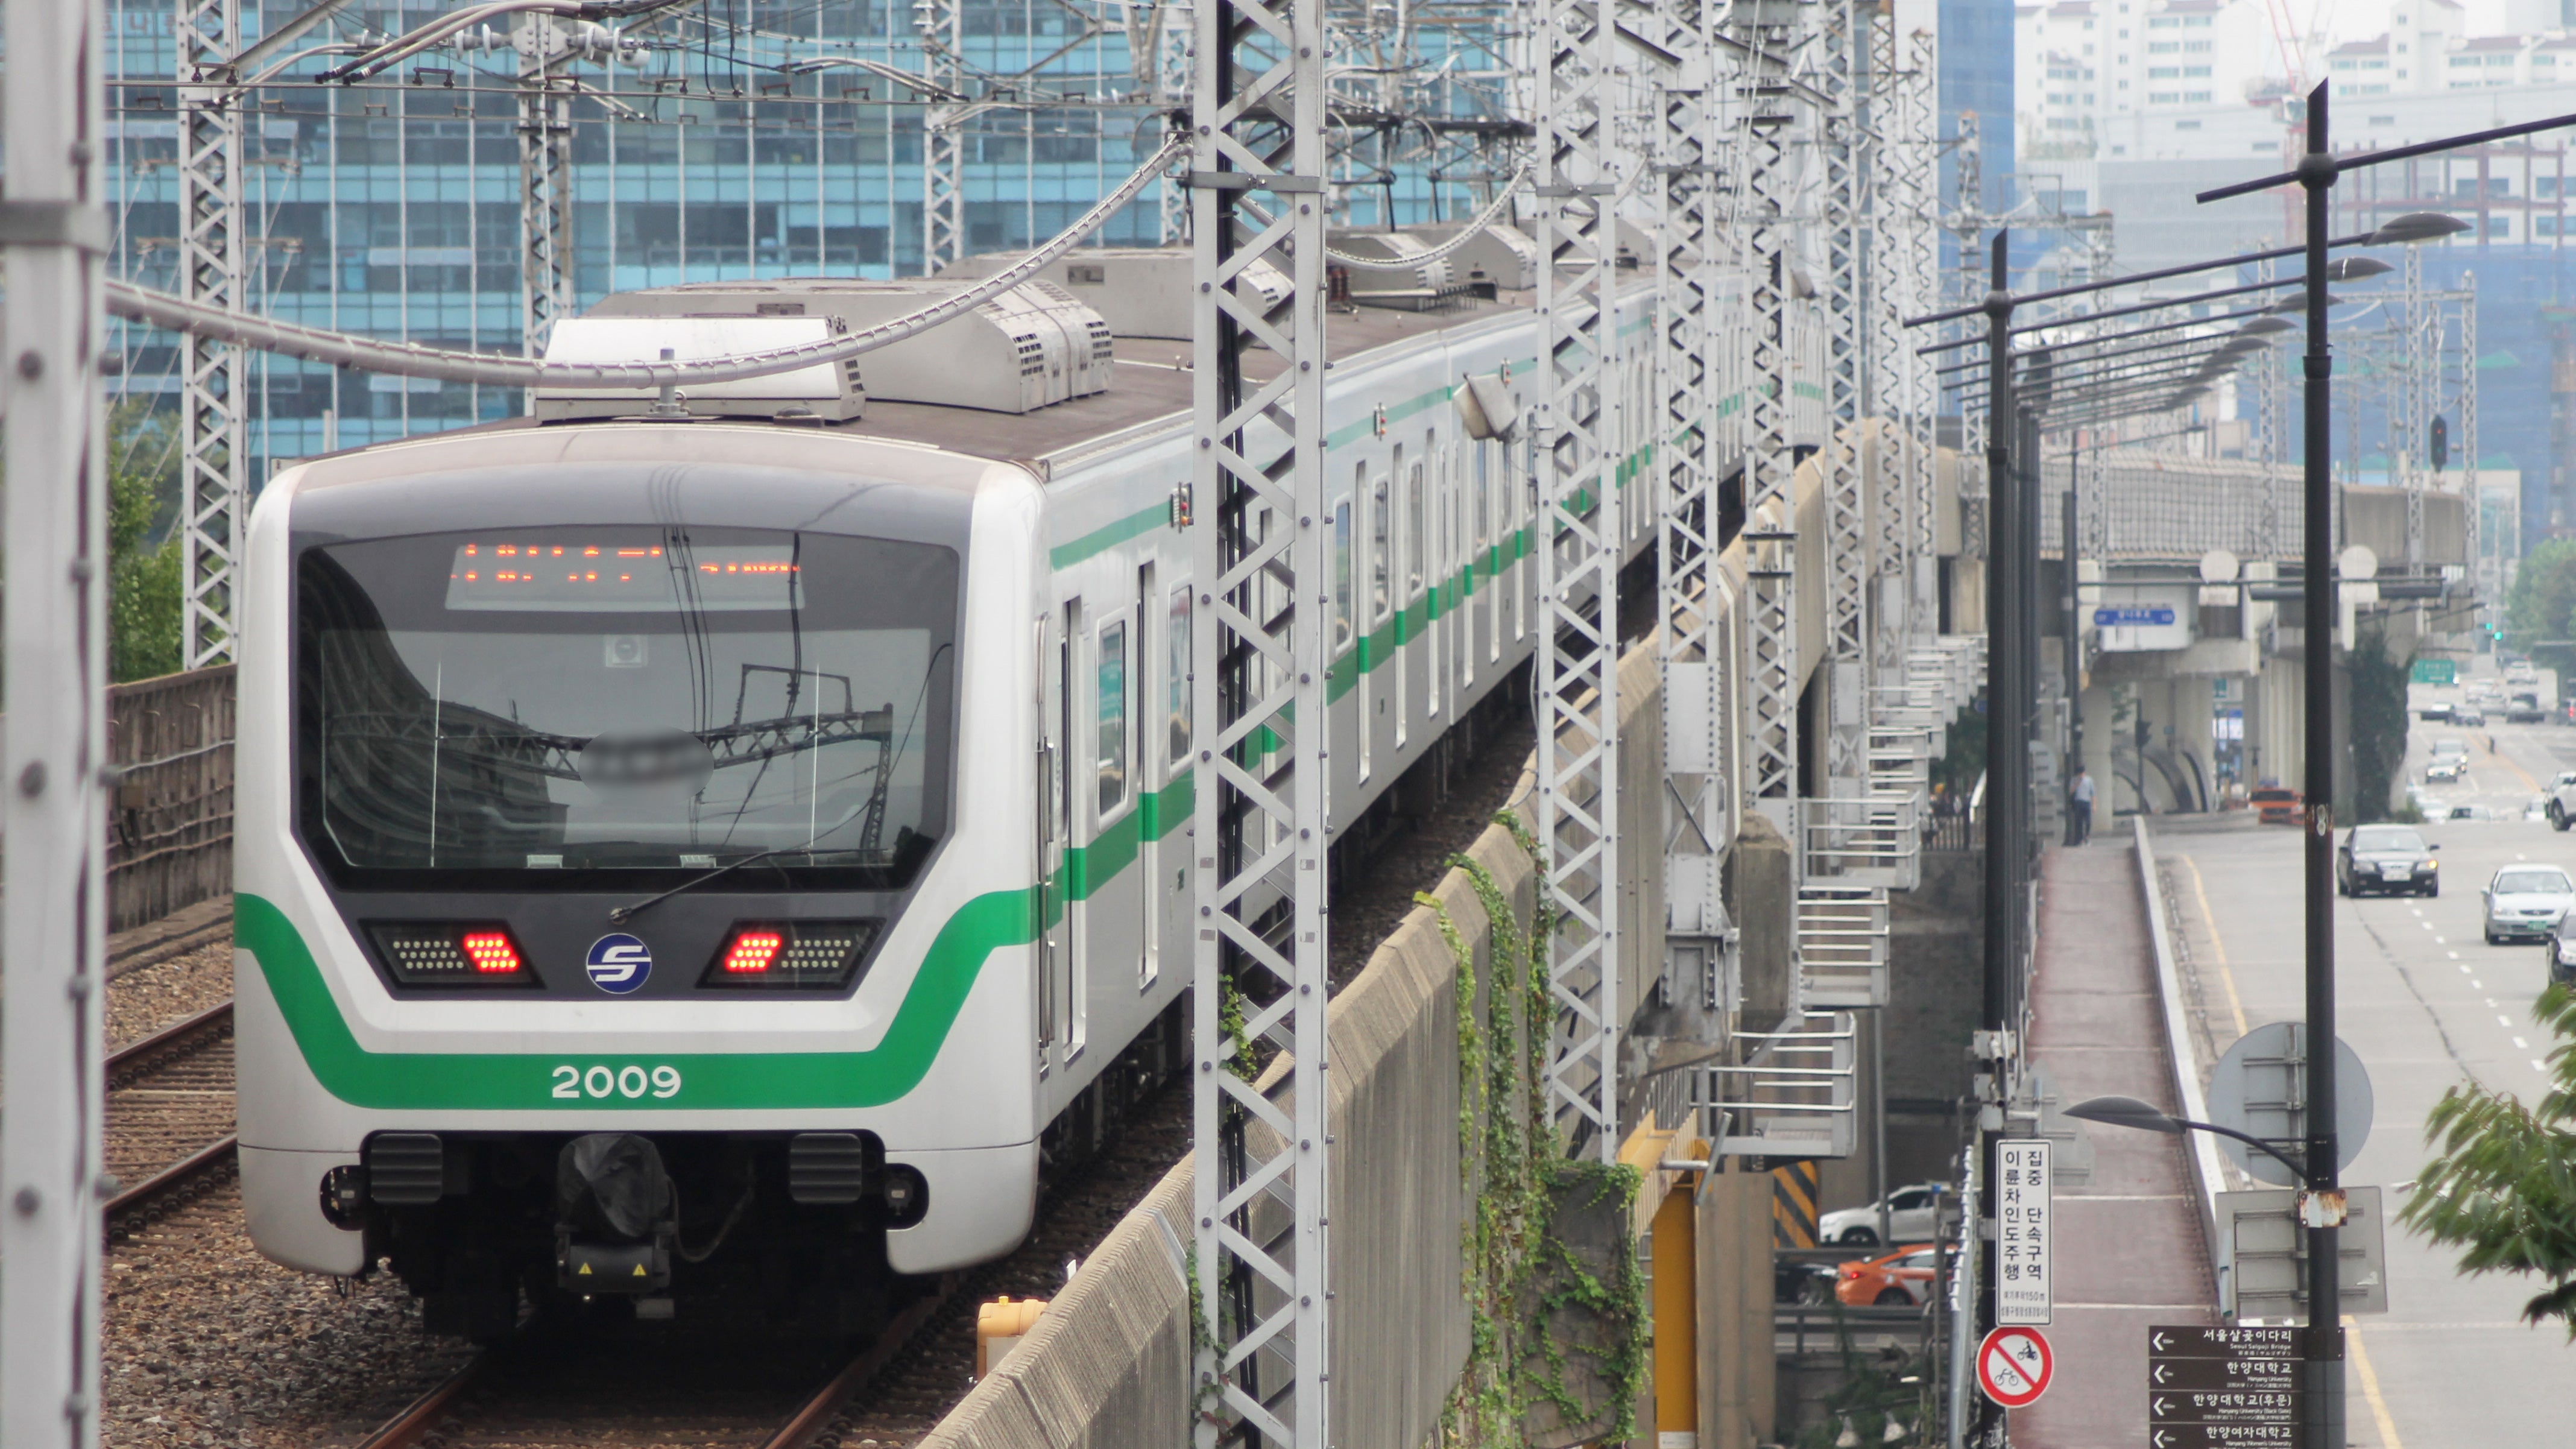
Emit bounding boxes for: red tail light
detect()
[462,932,522,974]
[723,930,786,974]
[369,923,536,987]
[701,921,879,989]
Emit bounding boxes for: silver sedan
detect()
[2484,865,2576,945]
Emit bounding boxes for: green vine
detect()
[1217,974,1255,1081]
[1427,810,1652,1446]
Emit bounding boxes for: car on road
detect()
[2548,772,2576,830]
[2454,706,2489,727]
[2427,756,2464,782]
[1835,1245,1943,1308]
[2250,786,2301,825]
[2545,921,2576,990]
[2336,824,2441,897]
[2484,865,2576,944]
[2419,699,2456,722]
[2510,693,2549,724]
[2446,804,2507,821]
[1816,1182,1953,1247]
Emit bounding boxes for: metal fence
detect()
[106,665,235,933]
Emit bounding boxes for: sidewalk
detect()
[2012,835,2219,1448]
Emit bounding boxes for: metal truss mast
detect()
[1656,1,1734,1014]
[921,0,968,273]
[1817,0,1869,787]
[178,0,245,669]
[1535,0,1629,1161]
[517,13,579,360]
[1186,0,1330,1437]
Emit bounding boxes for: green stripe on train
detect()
[242,773,1195,1112]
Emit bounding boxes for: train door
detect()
[1079,598,1142,1059]
[1037,610,1069,1071]
[1149,578,1192,991]
[1409,441,1430,731]
[1368,469,1391,779]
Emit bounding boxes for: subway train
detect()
[233,251,1736,1336]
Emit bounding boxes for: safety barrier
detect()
[104,665,236,932]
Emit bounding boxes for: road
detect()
[2155,697,2576,1447]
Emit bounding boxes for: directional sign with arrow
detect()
[2147,1324,2299,1443]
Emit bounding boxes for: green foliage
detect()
[2505,537,2576,651]
[0,402,187,683]
[2401,984,2576,1332]
[1432,813,1650,1447]
[1933,703,1987,796]
[2346,625,2414,824]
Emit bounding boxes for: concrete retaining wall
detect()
[921,637,1676,1447]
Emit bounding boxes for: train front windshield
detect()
[297,526,958,886]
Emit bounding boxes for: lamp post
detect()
[2197,82,2492,1449]
[1905,219,2445,1447]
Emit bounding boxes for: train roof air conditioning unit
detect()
[1325,230,1467,311]
[938,247,1290,341]
[571,276,1115,416]
[1398,221,1538,292]
[534,314,867,425]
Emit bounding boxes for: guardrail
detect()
[2134,815,2232,1310]
[105,665,236,932]
[1798,885,1889,1008]
[1802,793,1922,890]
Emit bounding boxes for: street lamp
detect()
[2063,1093,2311,1184]
[2194,80,2562,1449]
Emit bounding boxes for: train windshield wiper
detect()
[605,795,873,926]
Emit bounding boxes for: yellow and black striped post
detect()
[1770,1159,1822,1248]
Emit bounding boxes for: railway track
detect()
[103,999,239,1239]
[341,1284,956,1449]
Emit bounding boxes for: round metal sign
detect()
[1977,1326,2053,1409]
[2205,1021,2373,1187]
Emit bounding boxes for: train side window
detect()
[1169,586,1192,765]
[1096,618,1130,818]
[1333,499,1354,651]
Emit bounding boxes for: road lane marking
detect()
[2472,979,2483,989]
[2537,1060,2549,1072]
[2435,936,2446,944]
[2515,1037,2529,1049]
[2346,1316,2405,1449]
[2177,854,2249,1038]
[2501,1015,2515,1026]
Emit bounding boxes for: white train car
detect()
[233,262,1664,1337]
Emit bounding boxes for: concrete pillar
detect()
[1700,1165,1777,1449]
[2173,674,2217,812]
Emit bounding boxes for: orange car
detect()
[2250,786,2301,826]
[1836,1244,1943,1307]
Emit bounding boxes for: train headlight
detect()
[368,923,538,987]
[701,921,879,989]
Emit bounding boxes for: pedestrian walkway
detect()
[2012,833,2219,1448]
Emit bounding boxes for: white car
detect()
[2484,865,2576,945]
[2426,757,2463,783]
[1817,1181,1953,1247]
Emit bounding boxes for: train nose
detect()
[555,1132,677,1298]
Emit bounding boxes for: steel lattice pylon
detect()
[1186,0,1330,1435]
[921,0,968,274]
[178,0,244,670]
[1534,0,1627,1161]
[2461,271,2479,573]
[517,14,576,362]
[1656,0,1732,1012]
[1816,0,1869,784]
[1897,27,1939,631]
[1728,4,1803,832]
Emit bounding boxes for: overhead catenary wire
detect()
[1319,163,1529,270]
[109,133,1187,387]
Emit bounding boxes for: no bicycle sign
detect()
[1977,1326,2054,1409]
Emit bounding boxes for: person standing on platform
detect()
[2069,766,2096,845]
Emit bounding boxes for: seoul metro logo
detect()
[585,933,654,994]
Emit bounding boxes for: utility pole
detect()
[1534,0,1627,1159]
[1186,0,1330,1435]
[920,0,968,273]
[517,11,578,360]
[1,4,112,1449]
[1731,0,1805,847]
[178,0,246,668]
[1657,0,1734,1020]
[1819,0,1870,793]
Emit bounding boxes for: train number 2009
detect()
[552,1064,683,1100]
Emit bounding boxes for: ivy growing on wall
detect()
[1427,813,1651,1447]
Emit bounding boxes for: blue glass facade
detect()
[1939,0,2015,226]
